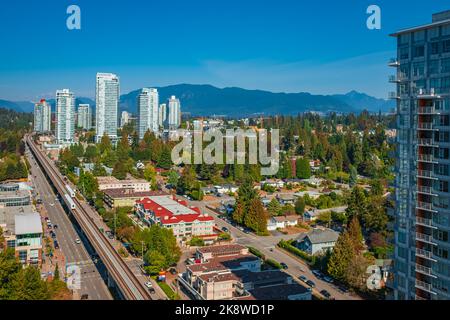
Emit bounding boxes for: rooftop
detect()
[187,254,260,274]
[103,188,165,199]
[197,244,247,257]
[15,213,43,235]
[391,10,450,36]
[249,283,310,300]
[297,228,340,244]
[97,176,149,185]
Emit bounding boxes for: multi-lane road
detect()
[26,148,113,300]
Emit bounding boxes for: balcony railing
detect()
[417,123,436,130]
[416,232,436,244]
[389,92,400,99]
[415,279,436,294]
[417,185,437,196]
[418,107,439,115]
[415,294,428,301]
[416,201,435,211]
[417,170,436,179]
[417,154,436,163]
[416,263,434,276]
[388,58,400,67]
[416,216,433,227]
[416,248,436,261]
[418,138,437,147]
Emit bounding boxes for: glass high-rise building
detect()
[56,89,75,144]
[159,103,167,129]
[34,99,51,133]
[77,104,92,130]
[96,73,120,142]
[390,10,450,300]
[167,95,181,130]
[137,88,159,140]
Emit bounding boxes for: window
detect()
[443,59,450,73]
[429,28,439,39]
[436,164,449,176]
[429,60,439,74]
[438,180,449,193]
[414,31,425,41]
[430,42,440,55]
[400,47,409,60]
[430,78,441,91]
[413,45,425,58]
[444,40,450,53]
[443,25,450,36]
[442,77,450,91]
[413,62,425,76]
[435,230,449,242]
[399,34,410,45]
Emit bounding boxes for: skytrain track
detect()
[26,135,151,301]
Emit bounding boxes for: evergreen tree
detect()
[232,202,245,224]
[267,198,282,216]
[327,231,355,282]
[346,186,367,222]
[157,145,172,170]
[295,196,306,215]
[347,216,364,252]
[296,157,311,179]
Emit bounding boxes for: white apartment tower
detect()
[56,89,75,144]
[159,103,167,129]
[34,99,51,133]
[121,111,131,128]
[137,88,159,139]
[96,73,120,142]
[168,95,181,130]
[77,104,92,130]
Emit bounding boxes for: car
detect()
[50,232,56,239]
[80,294,89,300]
[53,225,58,229]
[221,227,229,233]
[299,275,307,282]
[169,268,177,275]
[280,263,288,269]
[50,203,55,207]
[312,270,323,278]
[144,281,153,289]
[338,285,349,293]
[306,280,316,288]
[323,276,334,283]
[75,239,81,244]
[320,290,332,299]
[44,217,49,221]
[54,241,60,249]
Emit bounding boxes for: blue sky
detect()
[0,0,448,100]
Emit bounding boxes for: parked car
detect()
[320,290,332,299]
[306,280,316,288]
[312,270,323,278]
[75,239,81,244]
[54,241,60,249]
[169,268,177,275]
[299,275,307,282]
[221,227,229,233]
[53,225,58,229]
[323,276,334,283]
[280,263,288,269]
[338,285,349,293]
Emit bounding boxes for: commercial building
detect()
[96,176,151,192]
[167,95,181,130]
[0,206,43,266]
[137,88,159,139]
[0,190,31,207]
[102,189,164,209]
[55,89,75,144]
[34,99,51,133]
[390,10,450,300]
[135,195,216,241]
[77,104,92,130]
[96,73,120,142]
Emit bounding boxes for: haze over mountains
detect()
[0,84,394,117]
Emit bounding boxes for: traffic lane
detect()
[29,154,112,300]
[196,202,359,300]
[126,259,167,300]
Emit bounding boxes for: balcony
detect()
[416,216,435,227]
[417,122,437,130]
[416,185,437,196]
[415,279,436,294]
[417,170,437,180]
[417,154,437,163]
[418,107,440,115]
[388,58,400,67]
[417,88,441,100]
[416,263,436,277]
[416,248,437,261]
[415,232,437,245]
[417,138,438,147]
[389,92,400,100]
[416,201,437,212]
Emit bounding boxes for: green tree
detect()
[92,161,107,177]
[267,198,282,216]
[0,226,4,251]
[167,170,179,186]
[157,145,172,170]
[99,134,112,154]
[10,267,50,300]
[327,231,355,282]
[346,186,367,222]
[143,163,157,190]
[349,165,358,187]
[295,196,306,215]
[112,161,128,180]
[347,216,364,252]
[296,157,311,179]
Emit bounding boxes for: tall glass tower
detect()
[96,73,120,142]
[77,104,92,130]
[390,10,450,300]
[137,88,159,140]
[56,89,75,144]
[34,99,51,133]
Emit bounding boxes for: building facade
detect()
[55,89,75,144]
[390,11,450,300]
[137,88,159,139]
[34,99,51,133]
[96,73,120,142]
[120,111,131,128]
[77,104,92,130]
[167,95,181,130]
[159,103,167,129]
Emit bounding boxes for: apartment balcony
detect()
[417,138,438,147]
[417,88,441,100]
[416,264,437,277]
[417,122,437,131]
[416,248,437,262]
[416,216,436,228]
[415,279,436,294]
[418,107,440,115]
[416,185,438,196]
[388,58,400,67]
[389,92,400,100]
[416,201,437,212]
[417,170,437,180]
[417,154,438,163]
[415,232,437,245]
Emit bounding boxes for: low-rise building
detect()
[97,176,151,192]
[0,190,31,208]
[294,228,339,255]
[0,206,43,265]
[214,185,239,195]
[103,189,165,209]
[261,179,285,189]
[135,195,216,241]
[276,194,297,206]
[267,215,300,231]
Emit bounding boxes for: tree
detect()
[157,145,172,170]
[99,134,112,154]
[232,202,245,224]
[267,198,282,216]
[295,196,306,215]
[327,231,355,282]
[349,165,358,187]
[117,134,131,161]
[54,264,60,280]
[346,254,370,290]
[0,226,4,251]
[84,145,99,162]
[244,198,268,235]
[144,251,167,275]
[176,166,196,195]
[92,161,107,177]
[296,157,311,179]
[143,163,157,190]
[167,170,179,186]
[347,216,364,252]
[346,186,367,222]
[112,161,127,180]
[317,211,332,227]
[10,267,50,300]
[78,171,99,201]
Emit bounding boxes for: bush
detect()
[278,240,313,263]
[248,246,265,260]
[189,237,205,247]
[265,258,282,269]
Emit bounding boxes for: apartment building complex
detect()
[77,104,92,130]
[96,73,120,142]
[134,195,216,241]
[34,99,51,133]
[137,88,159,139]
[55,89,75,144]
[390,10,450,300]
[96,176,151,192]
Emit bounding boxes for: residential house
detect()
[294,228,339,255]
[267,215,300,231]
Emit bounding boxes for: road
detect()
[191,199,361,301]
[26,149,113,300]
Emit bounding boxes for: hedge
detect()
[265,258,282,269]
[248,246,265,260]
[278,240,313,263]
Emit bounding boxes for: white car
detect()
[75,239,81,244]
[145,282,153,289]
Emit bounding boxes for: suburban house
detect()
[295,190,322,200]
[214,185,239,195]
[276,194,297,206]
[294,228,340,255]
[267,215,300,231]
[261,179,285,189]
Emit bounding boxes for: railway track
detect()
[26,135,151,300]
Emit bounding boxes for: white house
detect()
[294,228,339,255]
[214,185,239,195]
[261,179,285,189]
[267,215,300,231]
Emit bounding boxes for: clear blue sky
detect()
[0,0,448,100]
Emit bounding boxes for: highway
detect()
[26,135,152,301]
[26,148,112,300]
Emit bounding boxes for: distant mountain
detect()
[120,84,394,117]
[0,84,394,117]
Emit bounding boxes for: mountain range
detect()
[0,84,394,117]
